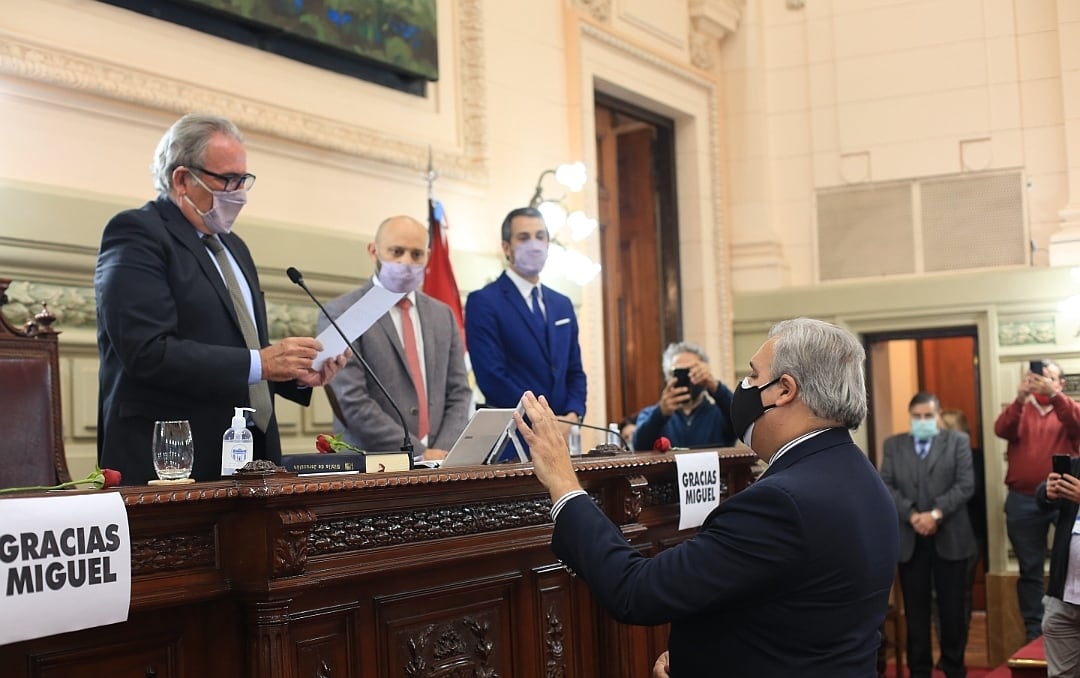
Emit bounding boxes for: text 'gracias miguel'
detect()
[682,469,719,504]
[1,525,122,596]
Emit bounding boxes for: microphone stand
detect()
[556,418,630,454]
[287,267,414,456]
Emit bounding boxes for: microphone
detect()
[286,266,414,456]
[556,418,631,454]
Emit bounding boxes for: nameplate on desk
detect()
[281,452,412,474]
[0,492,132,645]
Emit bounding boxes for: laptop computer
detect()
[431,408,526,468]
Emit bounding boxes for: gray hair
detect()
[767,318,867,429]
[151,114,244,194]
[662,341,709,378]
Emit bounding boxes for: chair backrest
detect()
[0,279,71,488]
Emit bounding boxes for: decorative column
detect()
[1048,0,1080,265]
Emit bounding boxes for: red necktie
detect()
[397,297,429,439]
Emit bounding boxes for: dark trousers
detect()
[899,536,969,678]
[1005,490,1057,640]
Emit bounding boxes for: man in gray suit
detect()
[881,391,976,678]
[319,216,472,461]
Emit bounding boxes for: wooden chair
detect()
[0,278,71,488]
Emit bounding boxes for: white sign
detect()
[676,451,722,530]
[0,492,131,645]
[313,285,403,370]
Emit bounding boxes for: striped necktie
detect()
[203,235,272,431]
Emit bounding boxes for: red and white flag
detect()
[424,199,465,344]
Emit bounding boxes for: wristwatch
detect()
[930,508,943,523]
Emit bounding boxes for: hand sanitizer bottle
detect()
[569,424,582,456]
[221,407,255,476]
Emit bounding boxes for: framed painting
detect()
[99,0,438,93]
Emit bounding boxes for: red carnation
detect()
[653,436,672,452]
[101,468,122,488]
[316,434,334,454]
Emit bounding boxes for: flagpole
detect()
[426,145,438,200]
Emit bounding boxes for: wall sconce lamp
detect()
[528,162,601,284]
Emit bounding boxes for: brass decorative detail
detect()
[0,0,488,182]
[130,532,215,574]
[544,606,565,678]
[309,497,553,555]
[272,508,316,577]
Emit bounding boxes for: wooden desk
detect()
[1,449,756,678]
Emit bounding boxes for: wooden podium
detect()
[1,450,756,678]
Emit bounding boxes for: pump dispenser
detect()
[221,407,255,476]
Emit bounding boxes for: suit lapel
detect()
[499,274,551,360]
[158,198,244,339]
[925,435,942,472]
[415,294,441,387]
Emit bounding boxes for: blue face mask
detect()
[377,260,425,294]
[910,418,938,441]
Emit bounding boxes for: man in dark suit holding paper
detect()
[465,207,587,439]
[881,391,976,678]
[320,216,472,461]
[95,114,347,485]
[514,318,898,677]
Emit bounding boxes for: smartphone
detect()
[1053,454,1072,476]
[673,367,692,391]
[1030,360,1045,376]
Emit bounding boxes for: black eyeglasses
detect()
[189,166,256,192]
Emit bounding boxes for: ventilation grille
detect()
[816,172,1024,281]
[921,173,1024,271]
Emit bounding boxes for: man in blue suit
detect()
[515,318,899,677]
[465,207,587,439]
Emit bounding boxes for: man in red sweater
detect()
[995,358,1080,640]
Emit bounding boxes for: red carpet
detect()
[883,666,993,677]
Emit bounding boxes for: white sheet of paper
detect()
[676,451,722,530]
[313,286,404,369]
[0,492,132,645]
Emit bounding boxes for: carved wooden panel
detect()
[534,566,574,678]
[27,631,181,678]
[293,612,355,678]
[376,575,519,678]
[131,531,215,574]
[310,497,553,555]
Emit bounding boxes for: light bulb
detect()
[555,162,587,192]
[537,201,567,237]
[566,211,598,241]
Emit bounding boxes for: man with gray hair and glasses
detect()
[95,113,347,485]
[515,317,898,676]
[632,341,735,450]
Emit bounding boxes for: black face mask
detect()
[688,383,706,401]
[730,376,782,447]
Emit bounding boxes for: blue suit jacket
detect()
[465,272,586,416]
[551,427,899,677]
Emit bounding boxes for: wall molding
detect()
[0,0,488,183]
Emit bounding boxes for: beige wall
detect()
[722,0,1079,289]
[0,0,731,470]
[3,0,1079,661]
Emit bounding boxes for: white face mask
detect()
[184,172,247,234]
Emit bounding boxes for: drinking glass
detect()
[152,420,194,481]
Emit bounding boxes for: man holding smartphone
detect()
[995,358,1080,640]
[631,342,735,451]
[1037,455,1080,675]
